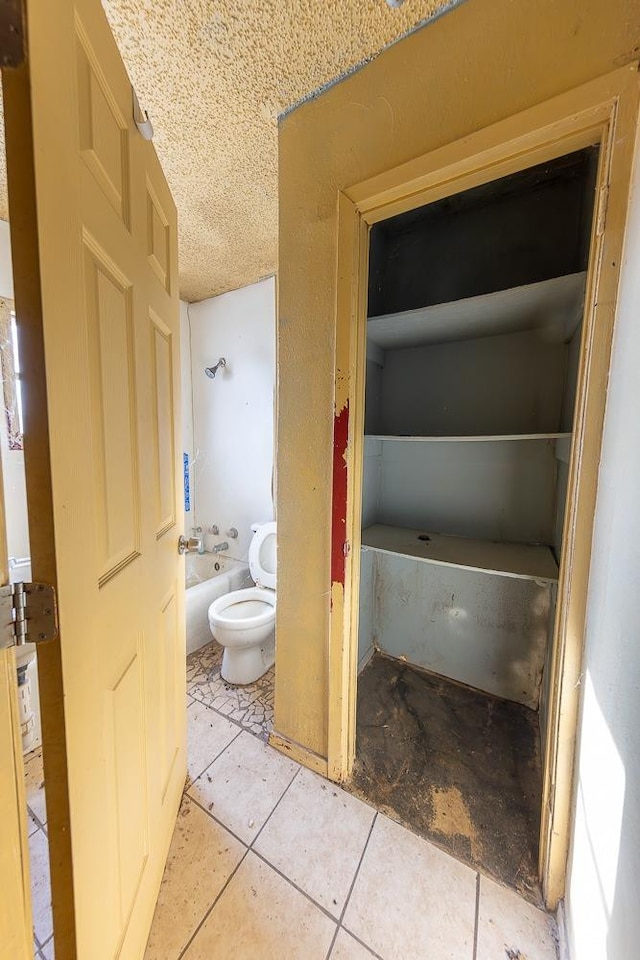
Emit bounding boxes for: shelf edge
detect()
[361,543,559,584]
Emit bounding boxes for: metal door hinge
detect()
[0,582,58,651]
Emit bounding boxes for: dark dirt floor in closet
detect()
[345,653,543,904]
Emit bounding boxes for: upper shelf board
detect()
[367,272,587,351]
[361,523,559,583]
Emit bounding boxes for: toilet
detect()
[208,522,276,684]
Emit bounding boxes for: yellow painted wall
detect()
[275,0,640,759]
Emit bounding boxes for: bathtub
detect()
[185,553,251,655]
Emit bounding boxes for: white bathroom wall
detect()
[565,119,640,960]
[0,219,30,561]
[189,277,276,563]
[180,300,194,534]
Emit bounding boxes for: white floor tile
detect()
[187,730,298,844]
[24,749,47,825]
[331,928,378,959]
[40,938,54,959]
[476,875,558,960]
[187,700,240,782]
[29,827,53,945]
[343,814,476,960]
[255,767,375,917]
[183,851,336,960]
[144,796,245,960]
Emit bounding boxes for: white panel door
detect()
[3,0,186,955]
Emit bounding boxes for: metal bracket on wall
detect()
[0,582,58,650]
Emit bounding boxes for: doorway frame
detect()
[327,64,639,909]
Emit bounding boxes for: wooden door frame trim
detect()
[2,59,77,957]
[327,64,639,909]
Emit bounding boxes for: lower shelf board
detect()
[361,523,559,583]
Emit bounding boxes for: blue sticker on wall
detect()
[183,452,190,512]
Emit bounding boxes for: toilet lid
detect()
[249,522,276,589]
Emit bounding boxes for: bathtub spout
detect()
[212,541,229,554]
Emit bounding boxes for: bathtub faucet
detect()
[211,541,229,554]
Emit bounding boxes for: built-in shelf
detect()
[361,523,559,583]
[365,433,572,443]
[366,272,586,351]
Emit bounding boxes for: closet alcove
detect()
[352,147,598,900]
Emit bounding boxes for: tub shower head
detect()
[205,358,226,379]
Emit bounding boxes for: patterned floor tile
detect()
[186,641,274,741]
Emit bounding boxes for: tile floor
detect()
[147,691,560,960]
[24,747,54,959]
[25,645,559,960]
[186,640,274,741]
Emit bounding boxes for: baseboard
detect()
[556,899,572,960]
[268,730,329,777]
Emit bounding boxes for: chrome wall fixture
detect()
[205,358,227,379]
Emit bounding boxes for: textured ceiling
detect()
[0,0,456,301]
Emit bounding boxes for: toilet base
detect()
[221,634,275,685]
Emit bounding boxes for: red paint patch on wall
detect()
[331,403,349,586]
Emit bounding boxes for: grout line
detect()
[189,680,273,715]
[473,872,481,960]
[176,758,300,958]
[336,928,385,960]
[186,753,300,851]
[185,793,250,850]
[326,813,380,960]
[186,725,244,786]
[250,847,340,926]
[27,807,47,835]
[187,688,274,742]
[187,672,273,721]
[176,847,250,960]
[248,765,301,849]
[338,812,377,925]
[189,760,369,938]
[205,701,272,736]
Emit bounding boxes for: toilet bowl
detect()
[208,522,276,684]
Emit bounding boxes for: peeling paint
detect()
[331,402,349,587]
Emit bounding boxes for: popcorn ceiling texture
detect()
[0,0,455,301]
